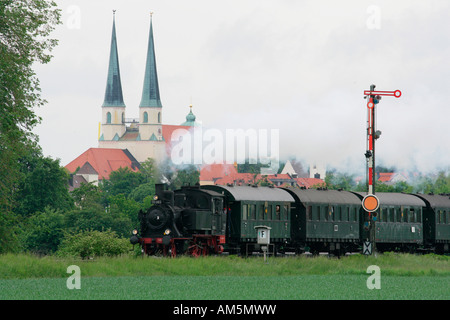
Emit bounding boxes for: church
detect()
[65,12,198,187]
[97,12,197,163]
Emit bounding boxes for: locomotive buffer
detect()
[363,85,401,255]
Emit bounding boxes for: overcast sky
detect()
[33,0,450,175]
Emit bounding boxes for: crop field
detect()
[0,253,449,300]
[1,274,449,300]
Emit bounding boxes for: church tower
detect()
[139,13,163,141]
[99,11,126,142]
[98,12,166,163]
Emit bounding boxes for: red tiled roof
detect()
[200,163,325,188]
[200,163,239,181]
[65,148,139,180]
[296,178,325,188]
[266,174,291,180]
[378,172,394,182]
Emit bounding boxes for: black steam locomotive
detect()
[130,184,227,257]
[131,183,450,256]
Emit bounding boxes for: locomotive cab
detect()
[176,186,226,236]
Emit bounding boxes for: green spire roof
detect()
[102,12,126,107]
[140,14,162,108]
[181,105,198,126]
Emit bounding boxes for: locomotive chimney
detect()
[155,183,165,198]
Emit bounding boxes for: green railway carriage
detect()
[203,185,295,253]
[132,183,450,256]
[413,193,450,253]
[355,192,425,252]
[284,188,361,255]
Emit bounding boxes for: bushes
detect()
[56,229,130,259]
[20,205,134,255]
[23,208,66,255]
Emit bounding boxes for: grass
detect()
[0,252,449,279]
[0,253,448,300]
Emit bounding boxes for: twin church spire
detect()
[140,14,162,108]
[102,11,162,109]
[102,11,125,107]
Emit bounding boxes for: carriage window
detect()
[409,209,415,223]
[417,209,422,223]
[275,205,281,220]
[283,205,289,220]
[379,208,383,222]
[242,204,248,220]
[321,206,327,221]
[336,207,341,221]
[316,206,320,221]
[387,208,394,222]
[395,209,400,222]
[307,206,312,221]
[342,207,349,222]
[258,205,264,220]
[251,205,256,220]
[267,205,272,220]
[329,206,335,221]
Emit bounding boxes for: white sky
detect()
[33,0,450,175]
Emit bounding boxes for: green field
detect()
[1,275,449,300]
[0,253,449,300]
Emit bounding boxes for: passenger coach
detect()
[284,188,361,255]
[203,185,295,255]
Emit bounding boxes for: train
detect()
[130,183,450,257]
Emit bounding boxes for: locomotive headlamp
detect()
[132,229,138,235]
[153,195,159,201]
[164,229,171,235]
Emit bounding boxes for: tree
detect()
[0,0,61,210]
[170,165,200,190]
[0,1,61,251]
[23,207,66,254]
[15,153,74,216]
[101,167,145,199]
[70,181,103,210]
[140,158,159,183]
[324,170,356,190]
[158,160,200,190]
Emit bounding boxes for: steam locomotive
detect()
[130,183,450,256]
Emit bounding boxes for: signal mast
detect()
[362,84,401,254]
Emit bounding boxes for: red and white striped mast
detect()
[364,85,401,195]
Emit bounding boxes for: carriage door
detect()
[212,197,224,235]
